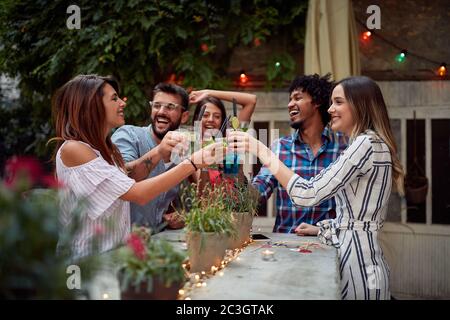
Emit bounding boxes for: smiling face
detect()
[328,84,355,136]
[103,83,126,133]
[150,91,189,140]
[287,88,319,130]
[201,103,223,138]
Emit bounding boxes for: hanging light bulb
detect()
[438,63,447,77]
[361,31,372,41]
[396,49,408,63]
[239,70,248,85]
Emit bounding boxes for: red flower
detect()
[4,156,43,188]
[127,233,146,260]
[200,43,209,52]
[3,156,62,189]
[41,174,64,189]
[254,38,261,47]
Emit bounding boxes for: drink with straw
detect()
[223,116,240,175]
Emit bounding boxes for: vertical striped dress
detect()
[56,141,135,260]
[286,130,392,300]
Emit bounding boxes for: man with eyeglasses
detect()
[112,83,190,232]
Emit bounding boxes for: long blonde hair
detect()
[336,76,404,195]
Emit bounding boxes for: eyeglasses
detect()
[149,101,184,111]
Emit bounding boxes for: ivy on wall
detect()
[0,0,307,163]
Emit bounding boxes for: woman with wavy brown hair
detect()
[52,74,222,259]
[229,76,404,299]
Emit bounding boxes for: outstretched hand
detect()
[190,141,226,169]
[159,131,187,162]
[226,130,262,156]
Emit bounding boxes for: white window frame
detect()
[389,106,450,225]
[249,106,450,224]
[249,112,295,218]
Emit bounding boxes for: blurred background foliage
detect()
[0,0,307,169]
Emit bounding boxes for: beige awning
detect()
[304,0,360,81]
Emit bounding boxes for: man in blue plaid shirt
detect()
[252,74,348,234]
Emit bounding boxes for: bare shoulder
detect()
[60,141,97,167]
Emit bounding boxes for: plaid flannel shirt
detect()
[252,126,348,233]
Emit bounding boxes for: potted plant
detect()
[0,156,91,299]
[182,183,237,273]
[221,180,259,249]
[117,227,187,300]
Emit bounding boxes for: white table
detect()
[87,229,339,300]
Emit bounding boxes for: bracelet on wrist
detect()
[188,158,198,171]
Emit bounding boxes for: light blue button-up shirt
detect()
[111,125,179,232]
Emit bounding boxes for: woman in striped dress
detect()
[52,75,223,260]
[228,76,404,299]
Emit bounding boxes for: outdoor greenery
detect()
[117,227,187,292]
[0,0,308,162]
[179,177,259,235]
[0,156,92,299]
[182,183,236,236]
[221,179,260,215]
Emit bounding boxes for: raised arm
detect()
[189,89,257,123]
[61,140,225,206]
[251,140,281,201]
[122,141,225,205]
[228,131,374,208]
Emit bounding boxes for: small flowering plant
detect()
[0,156,73,299]
[222,179,259,215]
[182,182,236,236]
[117,227,187,294]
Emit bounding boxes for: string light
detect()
[361,30,372,41]
[396,49,408,63]
[275,61,281,68]
[438,63,447,77]
[179,242,249,299]
[356,19,447,79]
[239,70,249,85]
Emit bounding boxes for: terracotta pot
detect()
[239,212,253,246]
[227,212,253,249]
[187,232,228,273]
[120,277,181,300]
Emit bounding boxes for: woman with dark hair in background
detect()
[188,89,256,189]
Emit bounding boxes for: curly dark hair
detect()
[288,73,334,126]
